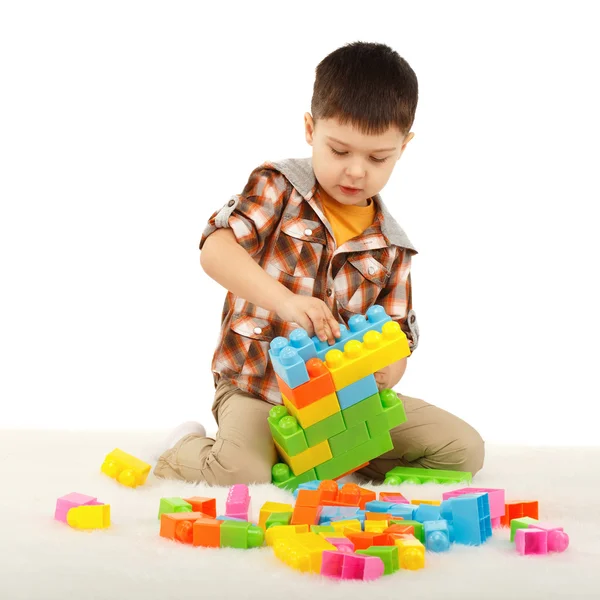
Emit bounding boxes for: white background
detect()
[1,1,598,444]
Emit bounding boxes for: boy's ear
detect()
[397,131,415,159]
[304,112,315,146]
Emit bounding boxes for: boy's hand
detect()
[374,358,407,390]
[277,294,341,345]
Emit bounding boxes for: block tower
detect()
[268,305,412,491]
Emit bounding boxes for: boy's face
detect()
[304,113,414,207]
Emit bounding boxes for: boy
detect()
[153,41,484,485]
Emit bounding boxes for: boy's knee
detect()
[452,428,485,476]
[209,439,276,486]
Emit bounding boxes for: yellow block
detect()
[394,535,425,570]
[274,537,311,572]
[295,532,337,573]
[101,448,151,488]
[365,520,388,533]
[265,524,309,546]
[411,499,441,506]
[325,321,411,389]
[275,439,332,476]
[67,504,111,530]
[258,501,293,530]
[330,519,362,533]
[282,392,340,429]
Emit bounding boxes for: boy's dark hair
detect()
[311,41,418,136]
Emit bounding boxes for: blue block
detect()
[336,374,379,409]
[440,499,453,521]
[423,520,451,552]
[269,342,309,389]
[388,503,416,520]
[311,305,392,361]
[293,480,321,499]
[450,493,492,546]
[365,500,395,513]
[287,328,318,363]
[414,504,442,523]
[318,506,361,525]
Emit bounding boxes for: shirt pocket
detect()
[271,217,327,279]
[337,255,390,316]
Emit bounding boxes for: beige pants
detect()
[153,378,485,485]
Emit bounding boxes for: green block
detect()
[329,422,370,456]
[365,412,390,438]
[391,519,424,544]
[379,389,407,429]
[311,525,335,534]
[510,516,539,542]
[384,466,472,485]
[157,497,192,519]
[266,511,293,529]
[268,406,308,457]
[342,393,383,429]
[315,432,393,480]
[220,520,264,549]
[304,411,346,447]
[271,463,317,492]
[356,546,399,575]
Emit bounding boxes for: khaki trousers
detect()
[153,378,485,485]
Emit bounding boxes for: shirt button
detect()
[228,199,235,207]
[304,228,313,236]
[368,266,376,275]
[253,327,262,335]
[326,288,333,297]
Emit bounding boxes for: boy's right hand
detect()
[276,294,341,346]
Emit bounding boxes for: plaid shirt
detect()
[200,157,420,405]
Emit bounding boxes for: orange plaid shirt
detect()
[199,157,420,405]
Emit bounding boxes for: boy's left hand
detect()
[374,358,407,391]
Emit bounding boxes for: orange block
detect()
[296,489,323,507]
[500,501,539,527]
[183,496,217,518]
[344,531,394,550]
[365,512,392,521]
[275,358,335,409]
[358,487,377,511]
[318,480,339,502]
[339,483,361,506]
[321,500,357,507]
[386,524,414,536]
[192,518,223,547]
[291,505,321,526]
[160,512,208,544]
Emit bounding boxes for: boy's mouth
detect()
[340,185,361,195]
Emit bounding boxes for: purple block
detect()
[54,492,100,523]
[515,528,548,555]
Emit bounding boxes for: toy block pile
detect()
[268,305,412,490]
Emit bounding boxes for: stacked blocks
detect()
[268,305,411,489]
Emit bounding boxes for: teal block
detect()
[329,422,370,456]
[341,393,383,429]
[268,405,308,456]
[315,432,393,480]
[304,411,346,447]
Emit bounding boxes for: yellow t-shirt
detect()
[318,188,377,247]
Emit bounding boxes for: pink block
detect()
[54,493,99,523]
[321,551,345,579]
[491,517,501,529]
[529,522,569,552]
[442,487,505,525]
[379,492,409,504]
[515,528,548,555]
[324,537,355,553]
[225,484,250,520]
[321,551,384,581]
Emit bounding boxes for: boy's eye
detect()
[330,147,389,163]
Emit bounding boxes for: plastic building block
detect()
[365,520,388,533]
[441,493,492,546]
[160,512,212,544]
[319,480,340,502]
[324,320,410,390]
[411,499,441,506]
[394,534,425,570]
[315,433,393,481]
[101,448,151,488]
[225,484,250,521]
[379,492,409,504]
[292,505,322,526]
[304,411,346,447]
[220,520,264,549]
[384,466,472,485]
[336,374,379,410]
[365,390,407,436]
[318,506,361,524]
[324,537,355,553]
[295,480,322,494]
[265,524,309,546]
[67,504,111,530]
[365,500,395,513]
[296,489,323,507]
[443,487,505,528]
[338,483,360,506]
[269,342,310,389]
[515,528,548,555]
[282,327,319,364]
[259,501,294,530]
[414,503,442,523]
[510,516,539,542]
[365,512,393,521]
[341,393,383,429]
[321,550,385,581]
[388,503,417,520]
[391,520,424,544]
[55,493,101,523]
[423,520,451,552]
[311,305,393,360]
[500,500,539,527]
[271,464,317,491]
[274,532,337,573]
[216,515,246,522]
[529,522,569,552]
[311,525,335,534]
[265,512,293,529]
[158,497,192,520]
[334,462,371,481]
[282,391,340,429]
[276,358,335,409]
[274,438,332,476]
[268,406,308,456]
[182,496,217,517]
[328,422,370,456]
[356,545,399,575]
[330,519,362,533]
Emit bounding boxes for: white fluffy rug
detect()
[1,430,599,600]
